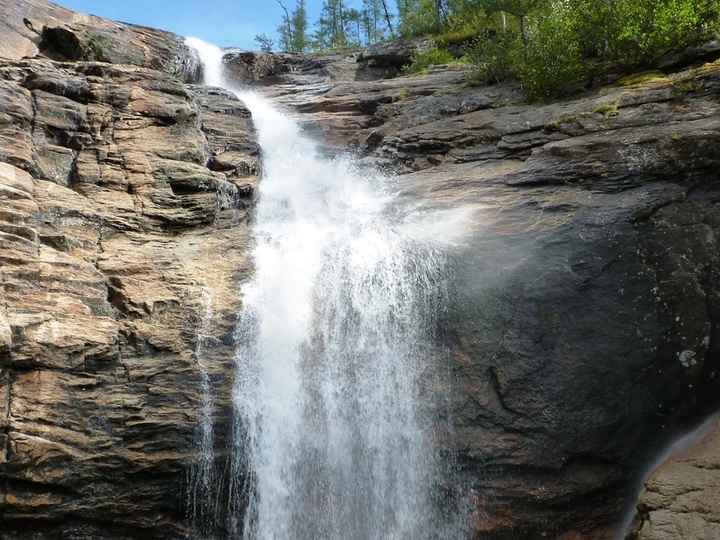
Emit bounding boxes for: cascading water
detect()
[185,286,218,532]
[187,38,465,540]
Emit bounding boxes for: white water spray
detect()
[187,38,465,540]
[186,37,225,87]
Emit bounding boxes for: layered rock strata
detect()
[0,0,200,82]
[0,18,259,540]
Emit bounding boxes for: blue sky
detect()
[56,0,330,50]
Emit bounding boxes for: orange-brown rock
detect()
[0,19,259,537]
[628,413,720,539]
[0,0,200,82]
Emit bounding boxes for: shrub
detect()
[402,47,456,75]
[565,0,616,58]
[607,0,720,65]
[467,30,520,84]
[516,4,584,99]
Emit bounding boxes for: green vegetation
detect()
[272,0,720,99]
[542,114,578,133]
[397,0,444,37]
[592,101,619,117]
[78,31,143,66]
[402,46,456,74]
[460,0,720,99]
[267,0,395,52]
[514,4,583,98]
[79,33,111,62]
[466,29,517,84]
[276,0,310,52]
[613,71,668,88]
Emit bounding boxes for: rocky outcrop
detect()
[218,37,439,90]
[0,29,259,540]
[361,36,436,67]
[0,0,76,60]
[0,0,201,82]
[627,412,720,539]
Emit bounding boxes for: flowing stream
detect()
[187,38,464,540]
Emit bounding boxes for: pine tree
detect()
[290,0,309,52]
[355,0,394,43]
[346,8,363,46]
[276,0,309,52]
[314,0,349,48]
[254,33,275,52]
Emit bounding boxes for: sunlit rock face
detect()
[0,0,201,81]
[1,0,720,539]
[0,2,259,538]
[629,412,720,540]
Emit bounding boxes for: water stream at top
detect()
[186,37,465,540]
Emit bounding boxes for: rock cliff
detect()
[1,0,720,539]
[219,42,720,539]
[0,1,258,538]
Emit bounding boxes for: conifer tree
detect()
[290,0,309,52]
[362,0,391,44]
[314,0,349,48]
[346,8,363,46]
[276,0,309,52]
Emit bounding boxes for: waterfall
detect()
[187,38,465,540]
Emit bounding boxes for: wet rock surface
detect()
[226,43,720,539]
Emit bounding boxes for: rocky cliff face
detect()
[0,0,200,81]
[2,1,720,539]
[220,42,720,539]
[0,1,258,538]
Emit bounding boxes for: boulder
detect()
[361,37,437,67]
[629,413,720,539]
